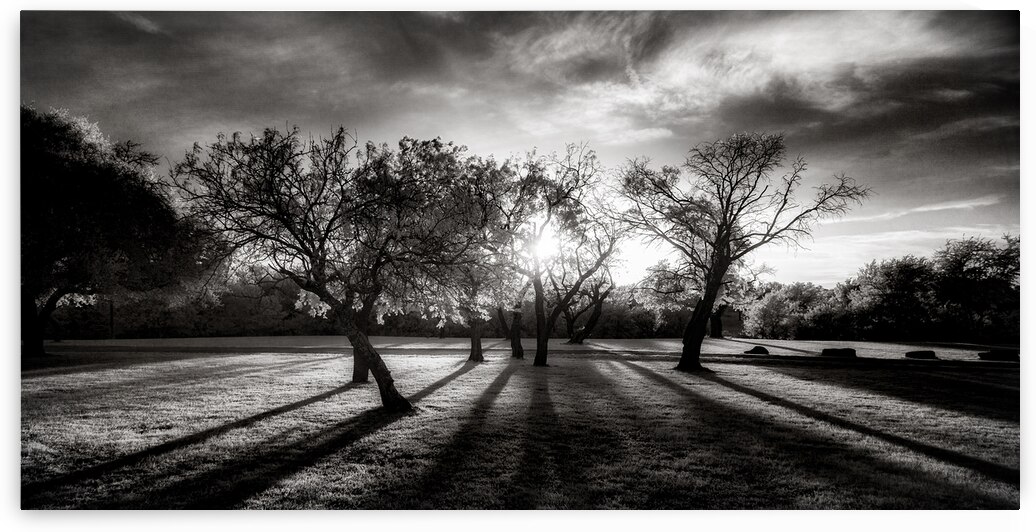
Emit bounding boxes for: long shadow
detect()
[408,359,473,403]
[506,363,632,509]
[57,359,480,509]
[507,369,564,508]
[381,361,521,508]
[24,355,341,404]
[721,338,816,354]
[352,360,631,509]
[926,369,1020,391]
[23,359,471,508]
[699,372,1018,485]
[611,360,1017,508]
[22,381,363,501]
[617,360,1017,486]
[765,365,1019,423]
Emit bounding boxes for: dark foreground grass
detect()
[21,348,1019,509]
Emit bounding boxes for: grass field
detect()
[22,337,1019,509]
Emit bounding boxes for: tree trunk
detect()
[23,287,70,359]
[533,329,549,366]
[340,314,412,412]
[468,317,484,362]
[351,296,376,383]
[677,277,724,372]
[21,287,46,358]
[569,301,604,344]
[532,277,549,366]
[496,306,510,338]
[509,310,524,359]
[709,304,728,339]
[350,339,371,382]
[563,313,576,340]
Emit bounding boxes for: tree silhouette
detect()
[418,155,515,362]
[619,132,868,371]
[561,267,615,344]
[499,144,619,366]
[21,105,209,358]
[175,127,494,411]
[933,235,1020,340]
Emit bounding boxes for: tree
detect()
[742,282,832,339]
[619,132,868,371]
[435,249,514,363]
[846,256,938,341]
[561,267,615,344]
[420,155,520,363]
[497,280,532,359]
[21,105,209,358]
[706,268,763,339]
[589,285,659,338]
[541,223,620,351]
[476,153,551,360]
[175,127,491,411]
[933,235,1020,341]
[638,258,761,340]
[500,144,620,366]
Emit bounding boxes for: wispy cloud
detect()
[910,116,1019,142]
[111,12,166,35]
[827,195,1002,224]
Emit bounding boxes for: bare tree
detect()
[562,267,615,344]
[500,144,619,366]
[619,132,869,372]
[533,220,620,361]
[175,127,491,411]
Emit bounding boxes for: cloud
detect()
[20,11,1019,291]
[495,12,665,86]
[111,12,166,35]
[909,116,1019,142]
[601,127,673,146]
[828,195,1002,224]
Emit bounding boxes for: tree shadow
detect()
[612,359,1017,507]
[504,363,634,509]
[347,360,632,509]
[699,371,1018,485]
[104,360,473,508]
[924,368,1019,390]
[506,368,565,508]
[367,361,522,509]
[23,355,341,404]
[23,380,362,503]
[763,364,1019,423]
[23,359,476,509]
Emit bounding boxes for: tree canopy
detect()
[21,105,208,357]
[741,235,1020,343]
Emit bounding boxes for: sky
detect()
[19,10,1020,287]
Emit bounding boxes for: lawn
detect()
[21,338,1019,509]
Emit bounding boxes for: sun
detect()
[532,224,559,259]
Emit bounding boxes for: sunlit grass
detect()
[22,346,1019,509]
